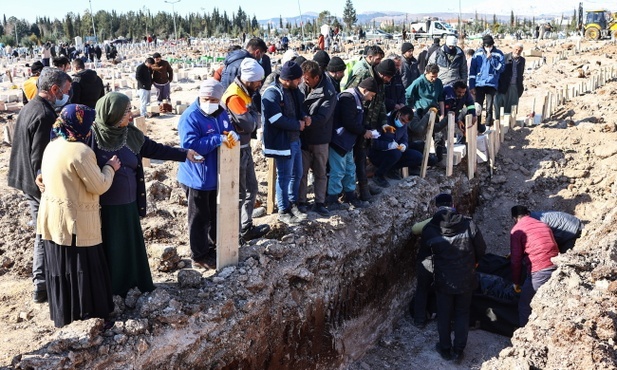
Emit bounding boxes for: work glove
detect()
[513,284,521,294]
[382,124,396,134]
[387,140,398,150]
[397,144,407,152]
[221,131,239,148]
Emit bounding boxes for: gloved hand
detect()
[513,284,521,293]
[222,131,239,148]
[382,124,396,134]
[398,144,407,152]
[387,140,398,150]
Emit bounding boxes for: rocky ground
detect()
[0,38,616,369]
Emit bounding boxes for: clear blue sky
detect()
[5,0,612,23]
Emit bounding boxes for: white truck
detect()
[410,20,458,40]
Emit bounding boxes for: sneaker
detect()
[252,207,266,218]
[311,203,331,217]
[33,289,47,304]
[373,175,390,188]
[290,204,308,221]
[193,259,213,270]
[435,343,452,361]
[278,211,302,226]
[241,224,271,241]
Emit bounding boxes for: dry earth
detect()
[0,38,616,369]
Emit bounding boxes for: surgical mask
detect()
[200,102,219,115]
[55,93,69,107]
[394,119,403,128]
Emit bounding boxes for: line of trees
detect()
[0,7,266,47]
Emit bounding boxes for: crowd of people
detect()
[7,35,580,362]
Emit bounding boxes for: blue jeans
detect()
[519,266,556,326]
[327,147,356,196]
[138,88,151,117]
[369,147,423,177]
[275,140,302,212]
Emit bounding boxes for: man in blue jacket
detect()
[369,106,423,187]
[220,38,268,89]
[262,61,311,226]
[469,35,504,127]
[177,79,238,269]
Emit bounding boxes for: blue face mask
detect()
[394,119,403,128]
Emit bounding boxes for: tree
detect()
[510,10,515,27]
[342,0,357,30]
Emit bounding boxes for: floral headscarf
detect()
[50,104,95,144]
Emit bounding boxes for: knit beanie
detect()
[375,59,397,77]
[312,50,331,69]
[435,193,453,207]
[482,35,495,46]
[199,78,224,99]
[280,61,303,80]
[358,77,378,93]
[326,57,346,72]
[401,42,414,54]
[240,58,265,82]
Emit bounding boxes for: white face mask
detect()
[55,93,69,107]
[200,102,219,115]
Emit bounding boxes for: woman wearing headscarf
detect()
[38,104,121,327]
[92,92,202,297]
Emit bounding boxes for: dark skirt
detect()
[44,239,114,328]
[101,202,155,297]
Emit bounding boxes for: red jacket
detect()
[510,216,559,285]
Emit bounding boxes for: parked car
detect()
[364,29,393,40]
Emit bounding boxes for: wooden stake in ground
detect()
[465,114,477,180]
[216,143,240,270]
[266,158,276,215]
[420,110,436,179]
[446,112,455,177]
[486,128,496,176]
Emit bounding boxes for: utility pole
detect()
[89,0,98,41]
[165,0,181,41]
[297,0,305,41]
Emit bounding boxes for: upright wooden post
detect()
[266,158,276,215]
[501,114,511,141]
[446,112,455,177]
[420,110,436,179]
[217,144,240,270]
[134,116,150,167]
[465,114,477,179]
[486,129,496,176]
[494,118,501,153]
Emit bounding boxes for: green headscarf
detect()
[92,92,145,153]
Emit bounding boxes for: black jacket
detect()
[8,96,57,198]
[300,72,337,146]
[71,69,105,109]
[135,63,153,90]
[421,208,486,294]
[384,72,406,113]
[330,88,365,156]
[402,56,420,88]
[497,53,525,97]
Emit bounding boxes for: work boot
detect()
[368,183,383,195]
[344,191,368,208]
[451,349,464,364]
[297,202,309,214]
[386,169,403,180]
[373,174,390,188]
[290,203,308,221]
[325,194,343,211]
[311,203,331,217]
[435,343,452,361]
[241,223,271,241]
[358,181,373,202]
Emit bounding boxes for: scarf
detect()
[50,104,95,143]
[92,92,145,153]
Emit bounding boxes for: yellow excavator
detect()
[584,9,617,40]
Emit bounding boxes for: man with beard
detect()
[343,45,384,90]
[325,56,346,93]
[495,43,525,120]
[220,58,271,242]
[428,35,468,87]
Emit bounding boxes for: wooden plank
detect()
[486,129,495,176]
[494,118,501,154]
[216,143,240,270]
[465,114,477,179]
[446,112,455,177]
[266,158,276,215]
[502,114,511,140]
[134,116,150,167]
[420,110,436,179]
[401,167,409,178]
